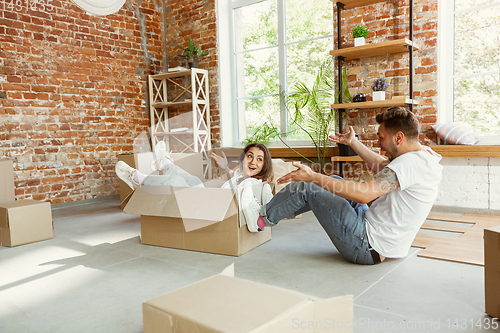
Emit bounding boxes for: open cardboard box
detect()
[0,158,54,247]
[485,226,500,319]
[122,154,296,256]
[143,265,354,333]
[118,152,205,209]
[124,180,272,256]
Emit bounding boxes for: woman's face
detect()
[241,146,265,178]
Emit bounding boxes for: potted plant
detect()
[371,77,388,101]
[177,38,209,68]
[351,25,369,47]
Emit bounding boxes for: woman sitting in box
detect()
[115,142,274,232]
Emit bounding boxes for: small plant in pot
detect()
[371,77,388,101]
[177,38,209,68]
[351,25,369,47]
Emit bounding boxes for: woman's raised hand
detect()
[329,126,356,146]
[211,151,228,170]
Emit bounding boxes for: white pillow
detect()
[432,122,482,145]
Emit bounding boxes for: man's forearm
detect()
[310,173,379,204]
[349,138,387,172]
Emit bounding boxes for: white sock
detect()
[161,157,173,170]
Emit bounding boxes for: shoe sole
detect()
[241,187,262,233]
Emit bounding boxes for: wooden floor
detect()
[412,212,500,266]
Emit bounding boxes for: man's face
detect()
[377,123,399,161]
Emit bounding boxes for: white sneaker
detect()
[240,186,267,232]
[151,141,173,171]
[116,161,140,190]
[261,183,273,206]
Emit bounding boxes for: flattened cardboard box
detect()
[124,183,272,256]
[118,152,204,209]
[0,159,15,204]
[484,226,500,319]
[0,200,54,247]
[143,273,353,333]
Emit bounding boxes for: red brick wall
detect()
[164,0,219,143]
[0,0,437,201]
[0,0,166,203]
[333,0,438,179]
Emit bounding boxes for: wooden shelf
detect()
[330,146,500,161]
[331,156,363,162]
[430,145,500,158]
[156,130,208,135]
[152,100,192,108]
[214,147,339,158]
[149,70,191,79]
[331,97,417,109]
[329,38,417,61]
[333,0,386,9]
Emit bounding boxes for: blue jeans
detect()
[261,176,375,265]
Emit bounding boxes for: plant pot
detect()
[354,37,365,47]
[188,61,198,69]
[372,91,386,101]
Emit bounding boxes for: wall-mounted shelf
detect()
[332,0,386,10]
[331,97,418,109]
[329,38,417,60]
[332,0,415,175]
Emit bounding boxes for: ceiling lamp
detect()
[70,0,127,16]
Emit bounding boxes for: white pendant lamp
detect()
[70,0,127,16]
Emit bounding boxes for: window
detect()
[439,0,500,143]
[223,0,333,145]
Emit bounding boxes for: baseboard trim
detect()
[51,195,120,210]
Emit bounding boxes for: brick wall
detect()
[335,0,438,156]
[164,0,219,143]
[333,0,438,180]
[0,0,165,203]
[0,0,219,204]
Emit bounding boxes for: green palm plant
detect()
[244,57,350,173]
[286,57,338,172]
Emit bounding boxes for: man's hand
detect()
[329,126,356,146]
[277,162,316,184]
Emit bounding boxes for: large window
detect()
[439,0,500,142]
[230,0,333,144]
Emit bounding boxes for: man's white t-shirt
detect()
[365,146,443,258]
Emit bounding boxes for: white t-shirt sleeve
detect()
[365,149,442,258]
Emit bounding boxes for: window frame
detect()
[438,0,500,144]
[218,0,333,147]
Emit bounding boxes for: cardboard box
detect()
[118,152,204,209]
[0,200,54,247]
[485,226,500,319]
[124,182,272,256]
[143,268,353,333]
[0,159,15,204]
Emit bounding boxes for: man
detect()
[241,107,443,264]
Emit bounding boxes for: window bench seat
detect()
[331,145,500,161]
[429,145,500,157]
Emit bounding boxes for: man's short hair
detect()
[376,107,419,141]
